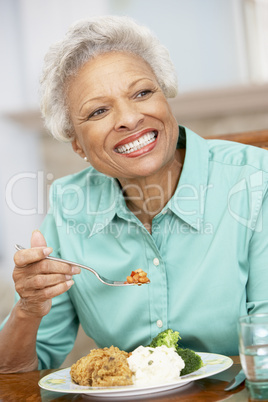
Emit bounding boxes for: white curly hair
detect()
[40,15,178,142]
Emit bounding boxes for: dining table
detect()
[0,356,250,402]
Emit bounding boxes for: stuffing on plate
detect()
[70,345,133,387]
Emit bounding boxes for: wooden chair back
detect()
[203,129,268,150]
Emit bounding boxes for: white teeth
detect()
[116,131,157,154]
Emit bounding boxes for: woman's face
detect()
[68,51,179,180]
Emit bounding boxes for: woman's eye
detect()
[88,108,107,119]
[136,89,153,98]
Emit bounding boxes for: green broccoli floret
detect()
[176,347,203,376]
[148,329,203,376]
[149,328,181,349]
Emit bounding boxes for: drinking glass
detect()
[239,313,268,400]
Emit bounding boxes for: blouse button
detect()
[157,320,163,328]
[153,258,160,266]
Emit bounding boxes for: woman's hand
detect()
[13,230,80,318]
[0,230,80,373]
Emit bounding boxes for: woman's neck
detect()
[118,149,185,232]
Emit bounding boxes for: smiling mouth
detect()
[114,131,158,155]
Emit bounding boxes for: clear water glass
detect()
[239,313,268,400]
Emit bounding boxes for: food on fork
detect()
[70,346,133,386]
[126,268,150,284]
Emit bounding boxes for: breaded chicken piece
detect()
[70,346,133,387]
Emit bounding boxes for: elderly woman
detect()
[0,15,268,373]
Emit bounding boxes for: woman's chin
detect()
[118,163,165,181]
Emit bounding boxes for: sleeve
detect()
[246,185,268,314]
[0,182,80,370]
[12,282,79,370]
[35,289,79,370]
[34,183,80,369]
[0,207,80,370]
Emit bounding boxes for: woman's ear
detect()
[72,138,86,159]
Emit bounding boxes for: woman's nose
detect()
[114,101,144,131]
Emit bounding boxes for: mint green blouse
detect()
[2,126,268,369]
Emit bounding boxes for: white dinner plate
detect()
[39,352,233,398]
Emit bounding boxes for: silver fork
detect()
[15,244,146,287]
